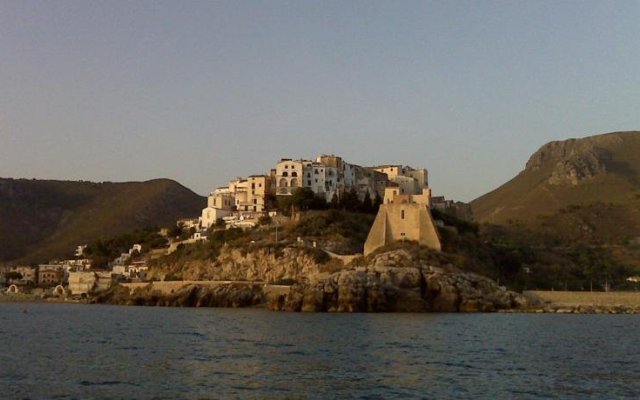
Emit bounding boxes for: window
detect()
[291,172,298,177]
[307,180,311,186]
[314,170,319,175]
[401,210,405,219]
[290,178,298,188]
[279,178,287,188]
[253,199,257,204]
[251,183,255,189]
[285,165,289,169]
[307,173,311,178]
[282,172,288,177]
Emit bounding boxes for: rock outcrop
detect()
[149,246,323,284]
[103,246,531,312]
[525,138,614,186]
[270,249,529,312]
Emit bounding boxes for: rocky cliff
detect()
[271,248,529,312]
[148,246,324,283]
[102,245,531,312]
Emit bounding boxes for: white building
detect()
[201,175,272,230]
[275,159,308,195]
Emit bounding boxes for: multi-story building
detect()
[374,165,429,195]
[231,175,270,212]
[201,175,271,229]
[275,159,307,195]
[37,265,63,287]
[200,154,434,230]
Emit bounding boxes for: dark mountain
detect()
[472,131,640,244]
[0,178,205,264]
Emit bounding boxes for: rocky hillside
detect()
[97,243,531,312]
[471,131,640,243]
[0,178,205,263]
[276,246,530,312]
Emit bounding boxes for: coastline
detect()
[5,286,640,314]
[510,290,640,314]
[0,293,84,304]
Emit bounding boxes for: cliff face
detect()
[272,249,528,312]
[525,136,618,186]
[109,246,530,312]
[148,247,323,283]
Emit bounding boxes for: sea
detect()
[1,303,639,399]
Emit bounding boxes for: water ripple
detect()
[1,304,639,399]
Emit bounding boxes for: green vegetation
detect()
[4,271,23,283]
[85,227,168,269]
[151,209,376,268]
[289,209,375,254]
[469,131,640,290]
[276,187,381,216]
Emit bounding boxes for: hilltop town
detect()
[1,153,470,301]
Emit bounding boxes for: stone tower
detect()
[363,185,441,256]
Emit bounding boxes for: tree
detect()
[5,271,22,283]
[373,193,383,210]
[167,223,183,238]
[342,188,360,212]
[291,188,316,211]
[361,191,373,213]
[330,192,340,209]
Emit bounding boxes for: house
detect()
[201,175,272,229]
[37,265,64,287]
[275,159,308,195]
[111,261,148,281]
[374,165,429,197]
[75,245,88,257]
[431,196,474,221]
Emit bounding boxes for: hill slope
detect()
[0,178,205,263]
[471,131,640,243]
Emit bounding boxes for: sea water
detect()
[1,303,639,399]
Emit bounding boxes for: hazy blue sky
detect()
[1,1,639,201]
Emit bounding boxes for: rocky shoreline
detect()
[10,246,639,314]
[96,248,535,312]
[93,283,640,314]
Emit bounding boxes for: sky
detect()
[1,1,639,201]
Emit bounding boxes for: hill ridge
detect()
[0,177,205,263]
[471,130,640,243]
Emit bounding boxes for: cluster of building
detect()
[2,153,470,297]
[199,154,435,230]
[1,243,150,297]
